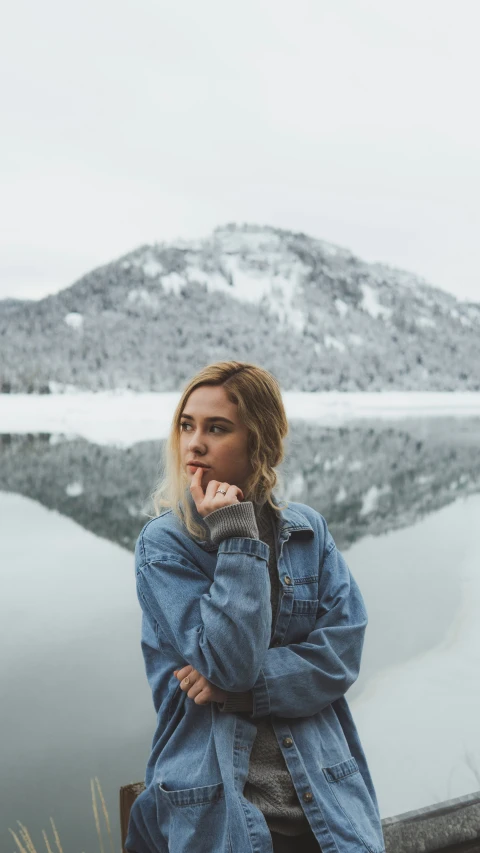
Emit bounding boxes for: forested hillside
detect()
[1,223,479,393]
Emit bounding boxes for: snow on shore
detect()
[1,391,480,447]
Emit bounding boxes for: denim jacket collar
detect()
[178,488,314,551]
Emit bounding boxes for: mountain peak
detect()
[1,223,478,394]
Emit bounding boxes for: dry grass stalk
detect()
[41,829,55,853]
[90,777,105,853]
[8,776,113,853]
[49,819,63,853]
[17,821,37,853]
[8,827,28,853]
[94,777,114,853]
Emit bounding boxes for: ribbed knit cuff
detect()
[217,691,254,713]
[203,501,259,545]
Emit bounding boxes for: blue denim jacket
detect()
[125,492,385,853]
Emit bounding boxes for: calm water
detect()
[1,415,480,852]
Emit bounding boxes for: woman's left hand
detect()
[174,665,229,705]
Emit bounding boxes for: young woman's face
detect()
[179,384,252,491]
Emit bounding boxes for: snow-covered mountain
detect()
[1,223,479,393]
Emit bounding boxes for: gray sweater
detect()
[203,500,310,837]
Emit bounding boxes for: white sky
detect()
[1,0,479,303]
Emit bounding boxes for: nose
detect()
[187,428,207,455]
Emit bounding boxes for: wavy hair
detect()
[146,361,289,540]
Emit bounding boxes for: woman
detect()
[125,361,385,853]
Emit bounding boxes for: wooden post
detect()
[119,781,145,853]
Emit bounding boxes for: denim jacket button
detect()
[284,575,292,585]
[283,737,293,747]
[303,791,313,803]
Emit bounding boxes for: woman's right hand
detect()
[190,466,244,517]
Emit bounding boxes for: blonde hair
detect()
[146,361,289,540]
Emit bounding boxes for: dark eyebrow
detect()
[180,414,236,426]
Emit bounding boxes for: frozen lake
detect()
[1,390,480,446]
[1,392,480,851]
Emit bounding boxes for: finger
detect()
[211,482,244,507]
[212,481,234,503]
[204,479,221,501]
[225,484,244,502]
[187,678,206,700]
[174,665,193,681]
[189,466,205,506]
[219,482,243,504]
[194,688,213,705]
[175,663,193,678]
[209,481,230,504]
[179,674,196,692]
[178,670,197,691]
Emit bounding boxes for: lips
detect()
[187,462,210,469]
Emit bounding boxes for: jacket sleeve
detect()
[135,532,272,693]
[248,529,368,718]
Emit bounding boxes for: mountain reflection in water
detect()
[1,416,479,552]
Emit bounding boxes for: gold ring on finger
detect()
[183,676,190,686]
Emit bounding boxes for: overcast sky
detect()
[1,0,479,303]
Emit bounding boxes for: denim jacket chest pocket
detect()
[285,587,319,643]
[279,534,320,644]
